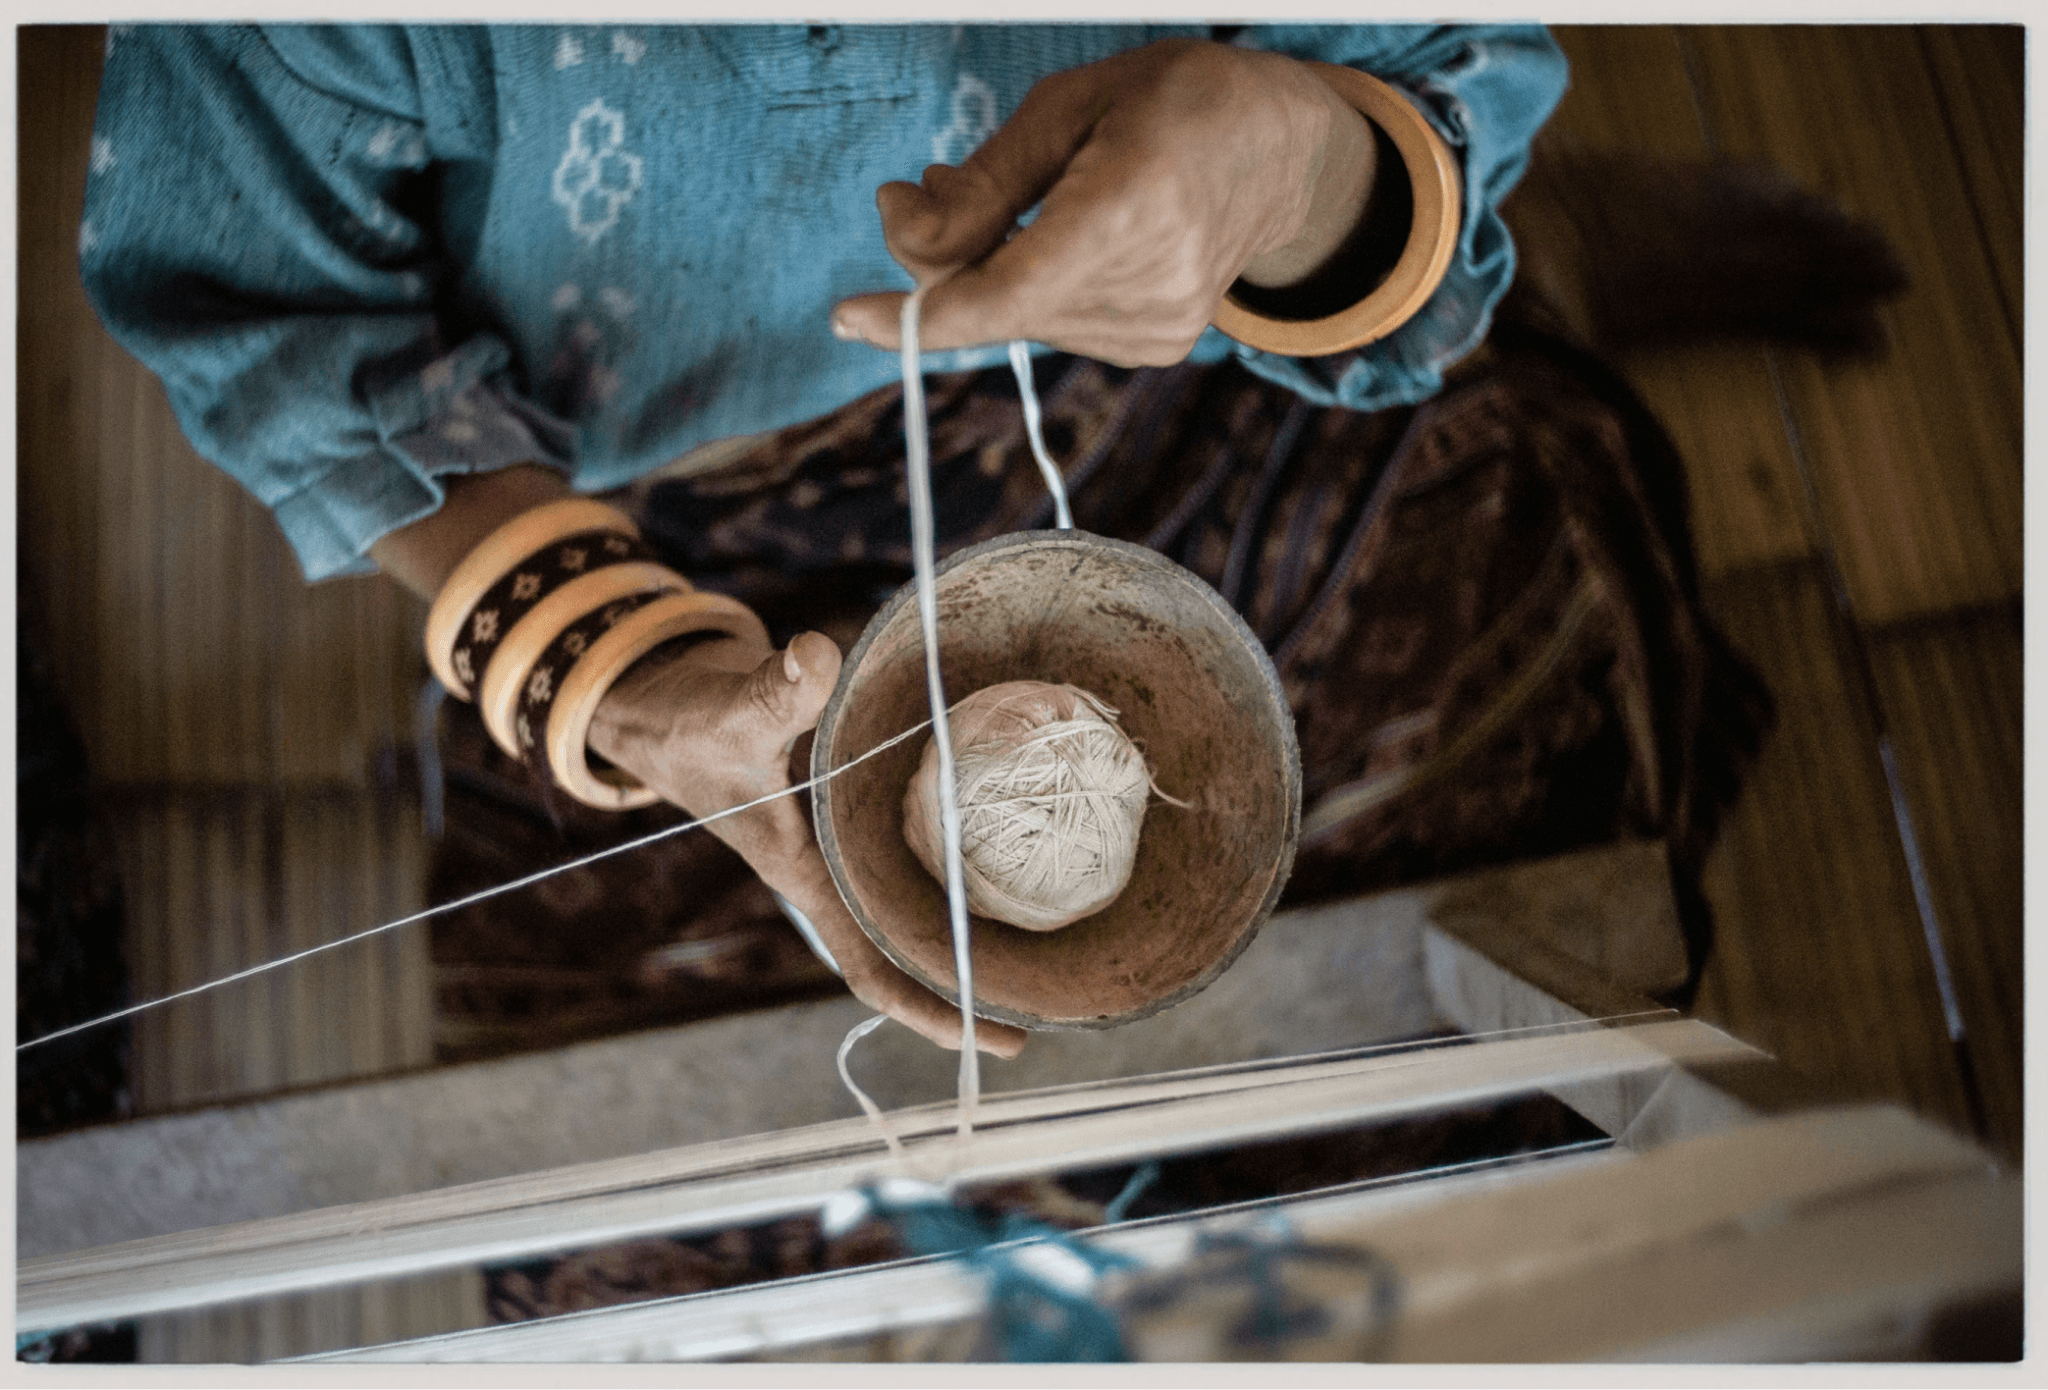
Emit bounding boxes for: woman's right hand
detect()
[587,628,1029,1059]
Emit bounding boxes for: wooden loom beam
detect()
[18,840,2015,1359]
[16,1017,1754,1333]
[300,1103,2015,1363]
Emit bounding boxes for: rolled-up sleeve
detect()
[1220,24,1569,410]
[80,24,569,580]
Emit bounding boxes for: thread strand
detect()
[901,285,981,1135]
[15,718,937,1054]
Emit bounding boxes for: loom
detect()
[17,842,2020,1360]
[811,529,1302,1029]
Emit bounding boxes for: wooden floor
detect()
[13,22,2025,1359]
[1543,26,2023,1162]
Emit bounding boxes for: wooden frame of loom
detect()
[17,840,2022,1362]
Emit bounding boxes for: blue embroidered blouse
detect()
[80,24,1567,580]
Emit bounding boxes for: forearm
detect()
[371,465,777,791]
[369,464,575,601]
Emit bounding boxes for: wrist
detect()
[371,463,572,601]
[1211,62,1462,358]
[1238,85,1378,291]
[1229,114,1410,323]
[586,632,758,774]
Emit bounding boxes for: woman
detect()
[85,24,1862,1056]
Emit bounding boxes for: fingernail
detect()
[831,314,863,343]
[784,646,803,682]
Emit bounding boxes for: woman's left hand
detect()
[588,629,1030,1058]
[829,38,1377,367]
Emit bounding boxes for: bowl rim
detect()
[810,528,1302,1030]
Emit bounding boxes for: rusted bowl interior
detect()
[811,531,1301,1030]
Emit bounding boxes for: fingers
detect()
[872,168,1013,285]
[707,636,1028,1060]
[832,227,1209,366]
[694,633,841,782]
[833,122,1225,363]
[611,630,1025,1060]
[742,630,841,748]
[880,64,1103,277]
[776,839,1028,1059]
[831,263,1033,356]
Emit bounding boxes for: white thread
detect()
[14,718,938,1054]
[899,284,981,1137]
[1008,341,1072,530]
[835,1014,905,1160]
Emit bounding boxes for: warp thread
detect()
[903,682,1186,932]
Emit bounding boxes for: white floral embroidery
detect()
[366,121,426,166]
[453,647,475,686]
[442,419,480,443]
[552,100,643,246]
[526,666,554,703]
[449,390,478,419]
[588,364,622,403]
[554,32,585,69]
[563,631,589,657]
[560,547,587,573]
[516,711,533,748]
[552,282,582,311]
[932,73,998,167]
[471,609,499,643]
[598,286,635,319]
[572,319,602,349]
[603,535,631,556]
[612,31,646,65]
[422,360,455,394]
[78,220,97,256]
[512,572,543,601]
[90,137,116,175]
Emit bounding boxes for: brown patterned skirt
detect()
[427,286,1770,1058]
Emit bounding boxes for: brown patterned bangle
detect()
[512,587,673,790]
[543,590,773,811]
[474,561,691,758]
[448,528,663,702]
[424,498,643,700]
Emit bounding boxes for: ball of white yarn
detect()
[902,681,1159,933]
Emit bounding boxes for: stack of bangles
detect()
[423,498,769,810]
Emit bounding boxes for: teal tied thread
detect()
[858,1182,1144,1362]
[1102,1161,1160,1224]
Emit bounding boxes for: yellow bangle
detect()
[545,590,773,811]
[1209,63,1462,358]
[423,498,641,699]
[474,561,691,759]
